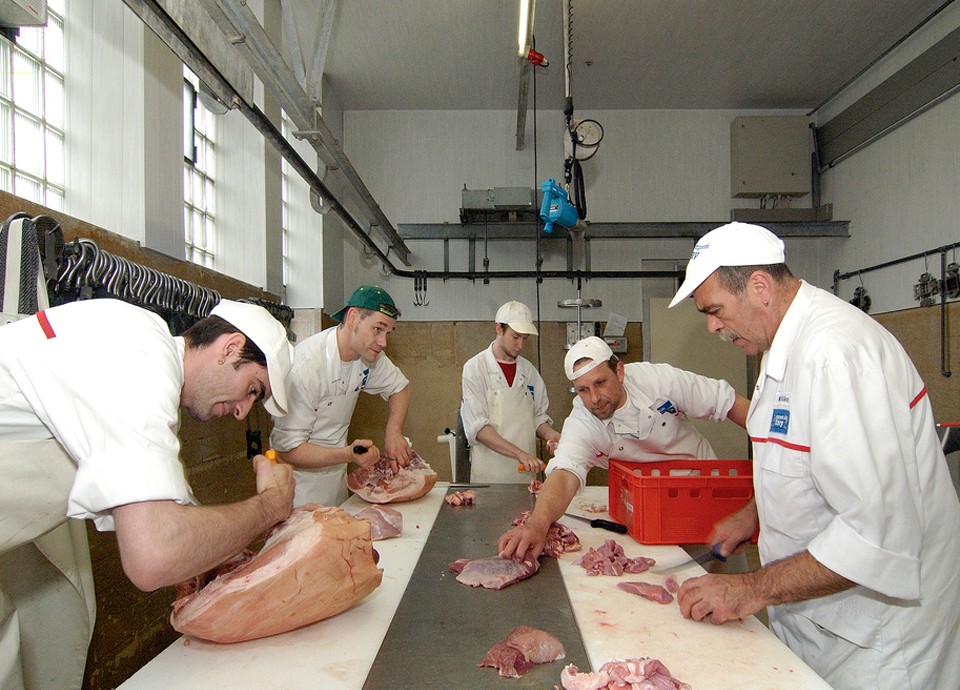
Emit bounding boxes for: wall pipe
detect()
[833,240,960,378]
[127,0,686,287]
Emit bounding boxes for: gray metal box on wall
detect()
[731,116,811,198]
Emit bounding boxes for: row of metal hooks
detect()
[413,271,429,306]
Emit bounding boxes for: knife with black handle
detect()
[563,511,628,534]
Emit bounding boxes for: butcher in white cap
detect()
[498,334,749,560]
[670,222,960,690]
[0,298,295,688]
[460,301,560,482]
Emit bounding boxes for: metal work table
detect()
[122,484,831,689]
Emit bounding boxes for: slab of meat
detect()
[512,511,581,557]
[478,625,566,678]
[347,450,437,504]
[560,657,691,690]
[449,556,540,590]
[616,581,675,604]
[171,505,383,643]
[353,505,403,540]
[445,489,476,506]
[575,539,655,576]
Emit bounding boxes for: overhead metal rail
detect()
[127,0,411,266]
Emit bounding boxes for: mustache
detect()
[718,329,741,343]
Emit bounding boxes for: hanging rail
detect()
[833,240,960,378]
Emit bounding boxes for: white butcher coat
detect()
[460,344,553,483]
[0,300,197,689]
[749,281,960,690]
[270,326,409,506]
[546,362,736,489]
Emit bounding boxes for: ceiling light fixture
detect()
[517,0,535,58]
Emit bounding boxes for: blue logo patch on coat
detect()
[770,408,790,434]
[355,368,370,393]
[526,384,535,398]
[656,400,679,416]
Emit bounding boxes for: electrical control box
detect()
[565,322,597,349]
[730,116,810,198]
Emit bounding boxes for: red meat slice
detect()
[479,625,566,678]
[170,505,382,643]
[347,450,437,504]
[616,581,675,604]
[449,556,540,590]
[445,489,476,506]
[353,505,403,540]
[512,511,581,557]
[560,657,691,689]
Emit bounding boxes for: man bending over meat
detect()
[498,336,749,561]
[0,299,295,689]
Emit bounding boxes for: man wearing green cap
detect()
[270,286,412,506]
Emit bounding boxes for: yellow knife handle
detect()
[264,449,278,463]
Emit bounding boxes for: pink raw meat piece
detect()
[449,556,540,590]
[347,450,437,504]
[479,625,566,678]
[353,505,403,540]
[616,581,675,604]
[575,539,655,576]
[560,657,691,689]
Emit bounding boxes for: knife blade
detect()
[562,512,628,534]
[651,544,728,573]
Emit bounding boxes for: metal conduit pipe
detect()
[127,0,688,287]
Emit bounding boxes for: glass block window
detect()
[183,67,216,268]
[0,0,66,210]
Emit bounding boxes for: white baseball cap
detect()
[210,300,294,417]
[495,301,538,335]
[668,222,786,308]
[564,336,614,381]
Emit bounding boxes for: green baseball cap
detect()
[330,285,400,323]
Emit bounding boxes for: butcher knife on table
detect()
[562,511,628,534]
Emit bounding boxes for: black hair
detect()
[181,315,267,367]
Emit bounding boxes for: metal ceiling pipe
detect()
[198,0,411,266]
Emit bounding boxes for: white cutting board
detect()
[558,486,831,689]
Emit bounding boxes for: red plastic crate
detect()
[608,459,757,545]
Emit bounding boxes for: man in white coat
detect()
[460,301,561,483]
[499,336,749,560]
[0,298,295,690]
[270,286,412,506]
[671,222,960,690]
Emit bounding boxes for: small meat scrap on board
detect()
[353,505,403,540]
[347,450,437,504]
[664,575,679,594]
[445,489,476,506]
[449,556,540,590]
[616,581,674,604]
[575,501,608,514]
[479,625,566,678]
[560,657,691,690]
[171,505,383,643]
[512,510,581,557]
[528,478,543,493]
[575,539,656,576]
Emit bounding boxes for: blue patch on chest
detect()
[355,367,370,393]
[770,408,790,434]
[656,400,679,416]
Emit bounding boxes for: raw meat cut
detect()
[664,575,679,594]
[575,539,655,576]
[449,556,540,590]
[445,489,476,506]
[512,511,581,557]
[479,625,566,678]
[560,657,691,690]
[171,505,383,643]
[616,581,674,604]
[347,450,437,504]
[528,479,542,493]
[353,505,403,540]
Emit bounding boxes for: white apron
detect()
[292,392,356,507]
[469,385,537,484]
[0,439,95,690]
